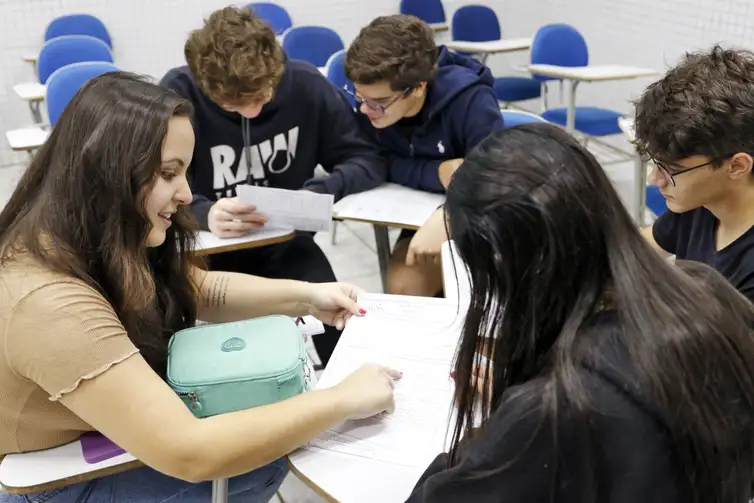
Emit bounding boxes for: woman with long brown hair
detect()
[0,72,399,503]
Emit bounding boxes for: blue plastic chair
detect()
[400,0,446,24]
[281,26,344,68]
[44,14,112,48]
[247,2,293,36]
[501,109,546,127]
[451,5,540,106]
[324,50,355,107]
[46,61,119,125]
[531,24,623,137]
[37,35,113,85]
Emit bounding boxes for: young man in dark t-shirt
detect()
[634,45,754,302]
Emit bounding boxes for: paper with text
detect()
[304,294,464,468]
[236,185,333,233]
[333,183,445,228]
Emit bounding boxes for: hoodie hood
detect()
[423,46,496,118]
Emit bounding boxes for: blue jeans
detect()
[0,458,287,503]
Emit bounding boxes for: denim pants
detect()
[0,458,287,503]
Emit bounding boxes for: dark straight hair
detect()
[444,123,754,502]
[0,71,200,377]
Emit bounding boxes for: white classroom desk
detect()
[0,436,231,503]
[617,116,649,225]
[526,64,658,132]
[6,126,49,153]
[445,37,532,64]
[193,228,295,256]
[13,82,46,124]
[428,22,449,33]
[332,183,445,291]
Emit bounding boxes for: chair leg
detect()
[276,491,287,503]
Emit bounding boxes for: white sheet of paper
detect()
[235,185,334,233]
[303,294,463,469]
[333,183,445,228]
[194,228,293,252]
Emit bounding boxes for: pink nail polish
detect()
[359,308,367,315]
[449,371,456,379]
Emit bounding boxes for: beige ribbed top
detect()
[0,255,139,456]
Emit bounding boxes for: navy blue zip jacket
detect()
[356,46,504,193]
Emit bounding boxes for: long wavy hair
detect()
[0,71,200,377]
[444,124,754,502]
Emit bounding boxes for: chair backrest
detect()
[324,50,356,107]
[501,110,546,127]
[247,2,293,35]
[646,186,668,217]
[400,0,446,24]
[451,5,500,42]
[281,26,344,68]
[46,61,119,125]
[44,14,112,48]
[37,35,114,85]
[530,24,589,82]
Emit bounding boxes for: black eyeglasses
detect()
[649,154,736,186]
[343,86,411,118]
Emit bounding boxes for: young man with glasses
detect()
[159,6,386,365]
[344,14,504,297]
[634,45,754,301]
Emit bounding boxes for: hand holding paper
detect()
[236,185,333,233]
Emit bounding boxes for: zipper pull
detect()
[409,143,414,157]
[181,391,203,413]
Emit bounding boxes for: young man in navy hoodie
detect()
[160,6,386,365]
[344,15,504,297]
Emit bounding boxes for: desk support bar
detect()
[373,225,391,292]
[212,478,229,503]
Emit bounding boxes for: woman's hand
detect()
[302,282,367,330]
[334,364,403,419]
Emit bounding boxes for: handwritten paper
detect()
[333,183,445,228]
[304,294,464,468]
[236,185,333,233]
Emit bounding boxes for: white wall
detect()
[0,0,751,168]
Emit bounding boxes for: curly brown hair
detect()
[185,6,285,106]
[344,14,437,91]
[634,45,754,163]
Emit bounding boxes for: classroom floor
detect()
[0,152,640,502]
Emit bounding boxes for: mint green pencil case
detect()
[166,316,312,418]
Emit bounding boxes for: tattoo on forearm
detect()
[206,275,230,308]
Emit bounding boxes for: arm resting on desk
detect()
[191,267,314,322]
[61,354,353,482]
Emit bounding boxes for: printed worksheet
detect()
[332,183,445,228]
[304,294,465,468]
[236,185,333,233]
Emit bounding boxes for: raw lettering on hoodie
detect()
[209,126,300,199]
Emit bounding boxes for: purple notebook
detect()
[80,431,126,464]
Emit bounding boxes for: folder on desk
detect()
[80,432,125,464]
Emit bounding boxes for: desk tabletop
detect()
[445,37,532,54]
[0,439,140,494]
[618,116,636,141]
[193,228,295,256]
[13,82,45,101]
[332,183,444,230]
[6,126,49,151]
[527,64,658,82]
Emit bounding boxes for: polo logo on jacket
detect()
[210,126,299,198]
[437,141,445,154]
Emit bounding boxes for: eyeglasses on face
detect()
[648,153,738,186]
[344,86,411,118]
